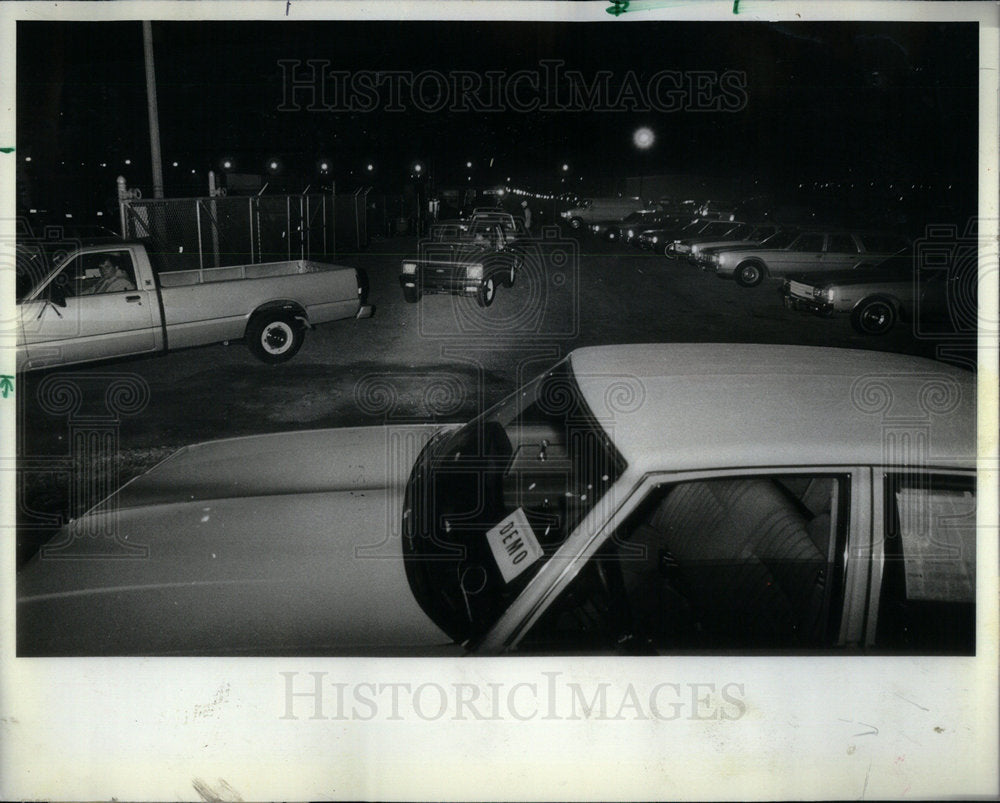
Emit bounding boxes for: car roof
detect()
[569,344,975,473]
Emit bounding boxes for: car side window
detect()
[789,233,825,252]
[827,234,858,254]
[517,473,849,654]
[80,252,138,295]
[874,473,975,654]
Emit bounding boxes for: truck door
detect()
[19,249,158,369]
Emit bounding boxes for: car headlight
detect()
[401,262,417,274]
[627,229,635,238]
[651,236,659,244]
[813,287,833,302]
[466,263,484,280]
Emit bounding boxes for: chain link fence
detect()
[120,193,334,273]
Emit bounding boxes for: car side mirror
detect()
[49,283,67,308]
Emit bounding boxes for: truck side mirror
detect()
[49,283,68,308]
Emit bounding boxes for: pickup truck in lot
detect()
[15,239,372,370]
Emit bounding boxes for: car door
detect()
[19,248,157,369]
[824,232,863,271]
[507,467,870,655]
[770,232,827,275]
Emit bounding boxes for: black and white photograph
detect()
[1,1,997,799]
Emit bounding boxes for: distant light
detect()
[96,211,104,217]
[562,164,569,171]
[269,161,279,170]
[124,159,131,165]
[100,162,108,168]
[65,213,73,219]
[191,169,196,174]
[222,160,233,170]
[467,176,472,182]
[414,163,423,173]
[320,162,330,171]
[366,163,373,171]
[24,156,31,162]
[29,208,37,213]
[466,161,472,168]
[507,176,511,182]
[172,161,179,167]
[633,127,655,149]
[497,189,505,196]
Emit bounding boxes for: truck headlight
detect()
[401,262,417,275]
[466,263,484,280]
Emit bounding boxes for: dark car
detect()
[400,220,522,307]
[636,218,716,255]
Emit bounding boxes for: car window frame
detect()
[481,464,871,655]
[864,467,976,650]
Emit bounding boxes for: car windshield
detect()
[402,359,626,645]
[760,229,798,248]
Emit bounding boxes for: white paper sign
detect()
[486,507,544,584]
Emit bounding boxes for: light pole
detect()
[142,21,164,199]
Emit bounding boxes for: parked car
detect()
[684,223,782,265]
[17,344,976,656]
[663,220,754,259]
[781,247,958,334]
[589,206,673,241]
[694,228,799,271]
[560,196,648,230]
[399,220,522,307]
[636,218,715,254]
[15,239,372,370]
[711,230,911,287]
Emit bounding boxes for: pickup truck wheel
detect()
[247,312,304,363]
[851,297,897,335]
[735,261,765,287]
[402,285,421,303]
[476,276,497,308]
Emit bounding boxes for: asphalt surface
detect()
[15,226,974,564]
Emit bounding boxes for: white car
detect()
[18,344,976,656]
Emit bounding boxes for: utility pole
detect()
[142,21,164,199]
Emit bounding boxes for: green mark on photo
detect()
[0,375,13,398]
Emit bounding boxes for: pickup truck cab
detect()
[16,239,372,370]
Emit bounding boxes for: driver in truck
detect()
[87,256,135,294]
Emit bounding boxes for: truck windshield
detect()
[402,360,626,644]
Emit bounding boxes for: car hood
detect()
[17,425,461,655]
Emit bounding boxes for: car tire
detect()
[402,285,421,303]
[663,244,675,259]
[501,259,517,288]
[246,311,304,363]
[476,275,497,308]
[735,261,765,287]
[851,296,897,335]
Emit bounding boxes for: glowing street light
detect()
[466,161,473,168]
[366,163,374,172]
[124,158,132,165]
[221,159,233,170]
[414,162,423,174]
[633,126,655,149]
[561,163,569,172]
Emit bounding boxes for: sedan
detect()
[18,344,976,656]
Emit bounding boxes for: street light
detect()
[221,158,234,170]
[562,163,569,172]
[466,161,473,168]
[414,162,423,174]
[633,126,655,149]
[366,163,374,172]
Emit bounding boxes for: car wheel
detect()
[663,244,675,259]
[402,285,421,303]
[246,311,304,363]
[501,259,517,288]
[476,276,497,307]
[851,297,897,335]
[735,261,765,287]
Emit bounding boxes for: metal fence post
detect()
[248,196,254,264]
[195,199,204,279]
[286,195,291,261]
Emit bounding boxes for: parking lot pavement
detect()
[15,228,974,563]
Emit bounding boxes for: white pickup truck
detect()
[15,239,373,370]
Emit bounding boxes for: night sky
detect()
[16,20,979,222]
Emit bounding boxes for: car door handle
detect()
[125,295,142,302]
